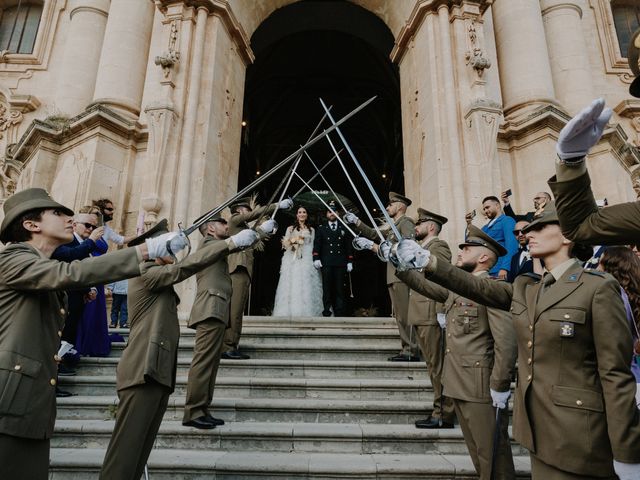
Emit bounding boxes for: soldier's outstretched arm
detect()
[395,269,448,303]
[229,203,278,229]
[351,220,378,242]
[424,256,513,311]
[487,306,517,393]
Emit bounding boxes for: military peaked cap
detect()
[388,191,412,207]
[459,224,507,257]
[0,188,74,243]
[416,208,448,226]
[127,218,169,247]
[230,197,252,211]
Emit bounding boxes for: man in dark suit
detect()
[506,220,534,283]
[313,202,353,317]
[501,191,551,222]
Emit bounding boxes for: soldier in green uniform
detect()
[0,188,186,480]
[345,192,418,361]
[400,208,456,429]
[397,225,516,479]
[395,202,640,479]
[99,220,260,480]
[224,197,292,359]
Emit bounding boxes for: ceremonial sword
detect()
[166,96,377,258]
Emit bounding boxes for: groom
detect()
[313,201,353,316]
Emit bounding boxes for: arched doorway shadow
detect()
[240,0,403,316]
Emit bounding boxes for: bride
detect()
[272,206,323,316]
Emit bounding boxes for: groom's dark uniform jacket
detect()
[313,222,353,266]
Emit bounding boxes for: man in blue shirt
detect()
[478,196,518,279]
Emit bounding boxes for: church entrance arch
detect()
[240,0,403,316]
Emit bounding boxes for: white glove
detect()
[556,98,612,161]
[344,212,359,224]
[145,232,189,259]
[313,259,322,269]
[436,313,446,329]
[379,242,391,262]
[346,263,353,273]
[258,219,277,235]
[613,461,640,480]
[396,240,430,269]
[279,198,293,210]
[490,389,511,409]
[230,229,259,248]
[103,224,125,245]
[354,237,374,250]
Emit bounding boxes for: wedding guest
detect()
[92,198,136,246]
[108,279,129,328]
[477,196,518,280]
[507,220,534,283]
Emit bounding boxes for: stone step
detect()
[77,358,429,379]
[55,396,435,424]
[50,449,532,479]
[59,375,432,401]
[108,341,403,361]
[53,420,528,456]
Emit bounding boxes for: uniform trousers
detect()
[529,453,617,480]
[183,318,226,422]
[321,266,347,316]
[224,268,250,352]
[0,434,49,480]
[388,282,417,355]
[453,398,514,480]
[100,381,170,480]
[415,325,455,423]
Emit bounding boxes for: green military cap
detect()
[628,29,640,98]
[459,224,507,257]
[388,191,412,207]
[522,200,559,233]
[416,208,447,226]
[0,188,74,243]
[327,200,338,211]
[230,197,252,211]
[127,218,169,247]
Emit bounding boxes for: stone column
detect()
[55,0,110,116]
[491,0,555,115]
[541,0,594,114]
[92,0,155,118]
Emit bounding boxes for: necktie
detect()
[331,223,336,231]
[539,272,555,298]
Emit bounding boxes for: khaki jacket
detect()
[398,269,516,402]
[425,257,640,476]
[117,238,234,392]
[354,214,415,284]
[549,166,640,244]
[405,237,451,326]
[188,236,234,327]
[227,203,276,278]
[0,243,141,439]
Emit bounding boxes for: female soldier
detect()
[0,188,184,480]
[395,202,640,479]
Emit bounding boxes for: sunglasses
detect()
[513,229,525,235]
[103,208,114,212]
[82,223,98,230]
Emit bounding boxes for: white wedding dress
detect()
[272,226,324,317]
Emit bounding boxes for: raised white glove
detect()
[556,98,612,161]
[354,237,374,250]
[379,242,391,262]
[230,229,259,248]
[313,259,322,269]
[396,240,430,269]
[344,212,359,224]
[613,460,640,480]
[279,198,293,210]
[145,232,188,259]
[346,263,353,273]
[258,219,277,235]
[490,389,511,409]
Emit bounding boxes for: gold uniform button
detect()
[54,355,61,362]
[527,374,532,381]
[60,308,66,315]
[528,325,533,331]
[527,340,533,348]
[14,364,21,371]
[50,378,57,386]
[576,400,583,406]
[58,330,62,337]
[475,361,480,366]
[527,358,532,365]
[447,333,451,338]
[464,311,468,315]
[446,348,450,353]
[564,314,570,319]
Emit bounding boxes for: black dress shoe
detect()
[415,417,454,429]
[222,350,250,360]
[388,353,422,362]
[55,388,74,398]
[182,416,217,430]
[204,414,225,426]
[58,365,76,376]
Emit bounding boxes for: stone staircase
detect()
[52,316,532,479]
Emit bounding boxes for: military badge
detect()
[560,322,575,338]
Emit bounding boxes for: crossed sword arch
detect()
[167,95,416,270]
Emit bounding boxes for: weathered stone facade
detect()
[0,0,638,310]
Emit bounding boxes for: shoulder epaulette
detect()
[521,273,542,280]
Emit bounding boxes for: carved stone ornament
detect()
[155,50,181,78]
[0,104,23,140]
[465,21,491,76]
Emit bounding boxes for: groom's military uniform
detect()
[313,212,353,316]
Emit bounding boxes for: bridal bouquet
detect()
[282,235,305,258]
